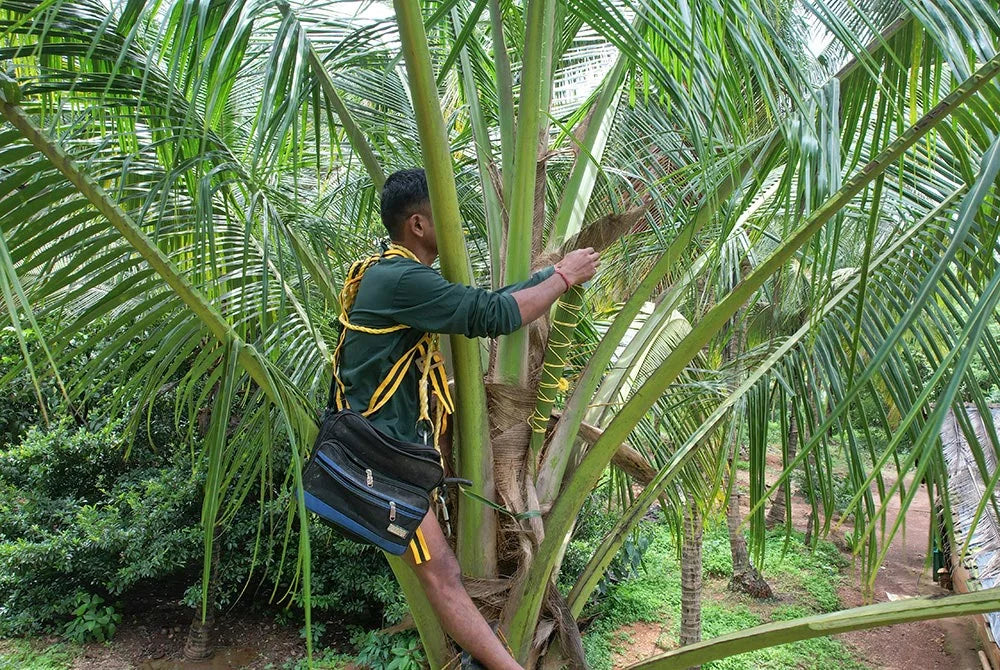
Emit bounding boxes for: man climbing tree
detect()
[333,168,599,668]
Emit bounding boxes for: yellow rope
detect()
[332,244,453,447]
[337,246,418,335]
[528,294,584,434]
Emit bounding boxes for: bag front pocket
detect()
[315,448,427,517]
[303,450,426,555]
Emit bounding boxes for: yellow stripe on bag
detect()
[409,530,431,564]
[409,540,422,565]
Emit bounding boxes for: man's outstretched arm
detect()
[390,247,601,338]
[511,247,600,325]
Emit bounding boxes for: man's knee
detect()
[415,551,464,594]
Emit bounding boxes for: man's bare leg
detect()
[405,510,522,670]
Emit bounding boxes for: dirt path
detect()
[834,478,984,669]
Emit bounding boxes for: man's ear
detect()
[398,212,417,240]
[410,212,429,238]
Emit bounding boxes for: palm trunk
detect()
[766,410,798,528]
[723,311,771,599]
[393,0,498,578]
[727,486,773,598]
[804,450,819,548]
[495,0,554,384]
[680,498,702,669]
[185,524,221,661]
[727,488,749,576]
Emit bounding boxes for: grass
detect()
[0,639,78,670]
[580,520,869,670]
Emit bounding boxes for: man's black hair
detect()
[380,168,429,240]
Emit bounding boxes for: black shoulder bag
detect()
[302,408,444,556]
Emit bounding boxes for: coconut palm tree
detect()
[3,0,1000,667]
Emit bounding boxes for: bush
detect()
[0,415,403,638]
[352,630,426,670]
[180,498,402,625]
[1,320,403,639]
[558,487,655,598]
[0,327,44,448]
[0,420,131,501]
[0,422,203,635]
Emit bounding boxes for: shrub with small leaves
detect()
[62,593,121,643]
[0,422,202,636]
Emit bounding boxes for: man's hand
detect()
[511,248,602,326]
[556,247,600,286]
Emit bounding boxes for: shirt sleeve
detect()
[496,266,556,295]
[391,263,525,338]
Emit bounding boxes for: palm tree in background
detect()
[3,0,1000,666]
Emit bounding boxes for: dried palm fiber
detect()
[455,385,580,663]
[943,406,1000,568]
[463,577,586,666]
[487,382,538,437]
[533,202,650,269]
[532,583,587,670]
[527,316,552,381]
[482,390,563,548]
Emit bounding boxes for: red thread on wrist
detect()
[554,268,572,292]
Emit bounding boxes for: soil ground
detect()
[832,478,983,669]
[70,595,307,670]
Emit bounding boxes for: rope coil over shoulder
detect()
[329,244,455,448]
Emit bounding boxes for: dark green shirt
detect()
[339,256,554,442]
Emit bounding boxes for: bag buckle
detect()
[439,490,452,537]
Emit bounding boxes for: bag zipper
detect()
[331,413,441,463]
[314,451,424,518]
[334,445,432,497]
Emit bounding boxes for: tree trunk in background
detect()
[727,486,774,598]
[723,313,772,599]
[766,410,798,528]
[184,524,221,661]
[804,506,816,546]
[680,498,703,670]
[804,449,820,547]
[728,488,750,576]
